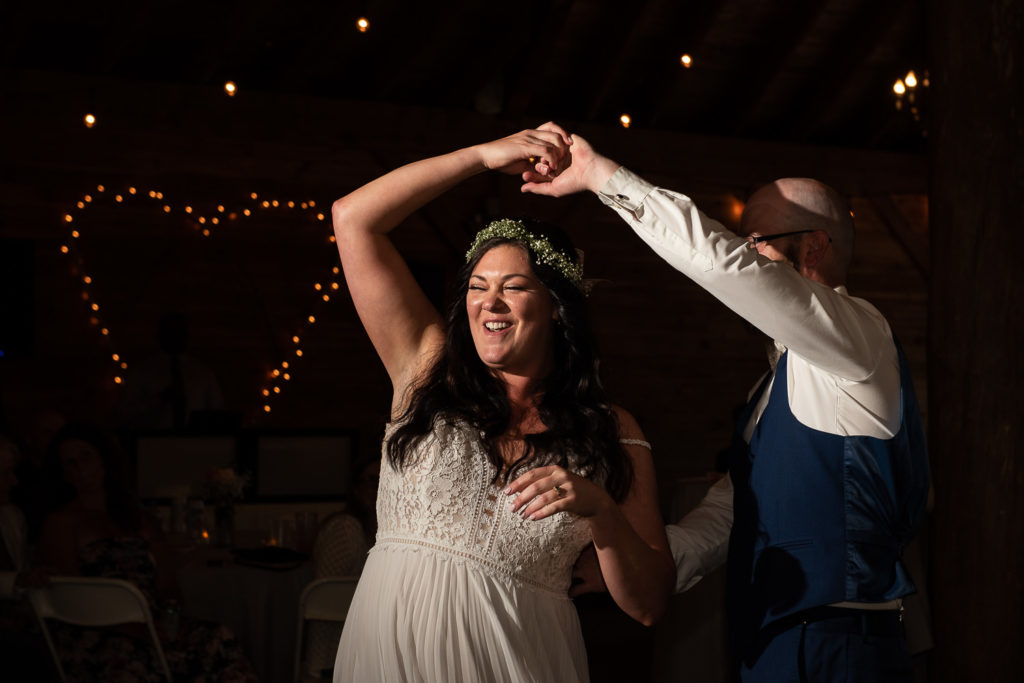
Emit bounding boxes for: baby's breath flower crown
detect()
[465,219,584,290]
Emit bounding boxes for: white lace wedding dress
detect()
[333,419,594,682]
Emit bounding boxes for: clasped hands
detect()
[475,122,613,197]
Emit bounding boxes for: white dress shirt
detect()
[597,167,902,593]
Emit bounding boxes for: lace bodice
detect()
[374,420,594,594]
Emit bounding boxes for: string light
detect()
[224,81,237,96]
[84,113,96,128]
[680,54,693,68]
[891,68,927,129]
[59,183,338,401]
[619,114,632,129]
[357,17,370,32]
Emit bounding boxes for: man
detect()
[524,123,930,682]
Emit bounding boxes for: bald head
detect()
[740,178,855,284]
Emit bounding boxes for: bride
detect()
[330,124,674,682]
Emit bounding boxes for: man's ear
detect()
[803,230,832,268]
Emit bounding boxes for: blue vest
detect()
[726,345,930,652]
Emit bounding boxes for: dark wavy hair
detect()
[44,422,143,535]
[387,218,633,501]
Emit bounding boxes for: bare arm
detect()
[332,128,570,409]
[506,408,674,625]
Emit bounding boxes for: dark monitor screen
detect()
[254,432,354,499]
[136,435,237,500]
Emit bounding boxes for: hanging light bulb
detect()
[224,81,238,96]
[904,71,918,88]
[84,113,96,128]
[680,54,693,68]
[357,17,370,33]
[619,114,632,128]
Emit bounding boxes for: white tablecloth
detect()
[178,557,315,682]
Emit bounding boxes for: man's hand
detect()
[520,123,621,197]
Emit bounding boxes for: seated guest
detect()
[0,435,30,599]
[302,458,381,678]
[1,435,52,679]
[313,457,380,577]
[37,423,258,683]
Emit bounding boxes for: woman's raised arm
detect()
[331,127,570,404]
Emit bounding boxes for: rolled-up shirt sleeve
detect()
[666,475,734,593]
[597,168,893,381]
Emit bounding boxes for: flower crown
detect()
[465,219,584,290]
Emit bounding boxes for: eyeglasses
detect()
[746,229,830,249]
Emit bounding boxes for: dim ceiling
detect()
[2,0,928,152]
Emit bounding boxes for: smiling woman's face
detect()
[466,244,557,381]
[58,438,105,494]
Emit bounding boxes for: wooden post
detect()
[928,1,1024,681]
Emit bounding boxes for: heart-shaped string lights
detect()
[59,185,340,417]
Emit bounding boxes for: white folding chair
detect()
[293,576,359,683]
[28,576,173,682]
